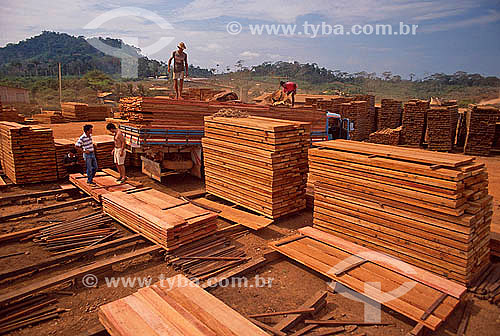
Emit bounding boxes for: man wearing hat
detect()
[168,42,189,99]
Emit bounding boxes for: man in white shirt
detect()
[75,124,98,185]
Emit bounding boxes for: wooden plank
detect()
[192,198,273,230]
[0,187,78,203]
[274,290,327,331]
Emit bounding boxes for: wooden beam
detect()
[0,187,78,204]
[249,308,315,318]
[0,245,161,307]
[0,223,58,243]
[289,311,336,336]
[304,320,391,326]
[248,318,287,336]
[274,290,327,332]
[0,197,93,222]
[421,293,447,320]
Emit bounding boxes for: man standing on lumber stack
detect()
[280,80,297,107]
[168,42,189,100]
[106,123,127,183]
[75,124,98,185]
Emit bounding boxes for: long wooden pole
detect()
[58,62,62,108]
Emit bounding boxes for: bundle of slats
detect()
[33,213,120,254]
[61,102,88,121]
[0,122,57,184]
[54,139,75,179]
[0,106,25,123]
[166,234,249,282]
[368,126,402,145]
[492,232,500,258]
[378,98,402,130]
[0,294,66,334]
[427,104,458,151]
[32,111,66,124]
[102,189,218,250]
[401,100,428,147]
[99,274,268,336]
[464,105,499,155]
[309,139,492,286]
[203,116,310,218]
[353,94,377,133]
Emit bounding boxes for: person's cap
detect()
[178,42,187,50]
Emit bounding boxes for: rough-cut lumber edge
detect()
[248,318,287,336]
[299,227,466,299]
[0,245,161,307]
[0,223,57,243]
[274,290,327,332]
[0,187,78,203]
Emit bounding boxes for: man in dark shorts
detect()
[168,42,189,99]
[280,81,298,107]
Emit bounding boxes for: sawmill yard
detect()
[1,85,500,336]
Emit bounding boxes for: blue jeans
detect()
[83,152,98,183]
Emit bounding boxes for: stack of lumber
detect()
[339,100,371,140]
[0,106,25,123]
[353,94,376,132]
[378,99,402,130]
[92,135,117,168]
[32,111,66,124]
[86,104,110,121]
[464,105,499,156]
[368,126,402,145]
[102,189,218,250]
[401,100,428,147]
[0,122,57,184]
[54,138,76,179]
[468,263,500,305]
[309,139,492,285]
[270,227,466,331]
[99,274,268,336]
[61,102,88,121]
[492,232,500,257]
[203,116,310,219]
[427,104,459,151]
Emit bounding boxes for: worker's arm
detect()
[119,132,126,156]
[184,54,189,77]
[167,54,173,73]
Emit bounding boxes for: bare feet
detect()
[178,96,184,100]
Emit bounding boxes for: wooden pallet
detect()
[99,274,268,336]
[270,227,466,331]
[308,140,491,285]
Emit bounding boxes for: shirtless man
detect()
[167,42,188,99]
[106,123,127,183]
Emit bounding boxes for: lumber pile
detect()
[102,189,218,250]
[92,135,118,169]
[0,122,57,184]
[427,104,459,151]
[0,106,24,123]
[492,232,500,258]
[86,104,110,120]
[270,227,466,331]
[309,139,492,285]
[33,212,120,254]
[61,102,88,121]
[339,101,371,140]
[54,139,75,179]
[203,116,310,219]
[401,100,428,147]
[353,94,376,132]
[464,105,499,156]
[32,111,66,124]
[99,274,268,336]
[378,98,402,130]
[368,126,402,145]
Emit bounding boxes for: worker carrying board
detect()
[280,81,297,107]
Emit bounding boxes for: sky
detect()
[0,0,499,78]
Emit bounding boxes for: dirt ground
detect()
[1,159,500,335]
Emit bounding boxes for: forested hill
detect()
[0,31,213,78]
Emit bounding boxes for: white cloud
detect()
[239,51,260,58]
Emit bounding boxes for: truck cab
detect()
[311,112,353,142]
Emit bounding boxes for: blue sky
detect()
[0,0,499,78]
